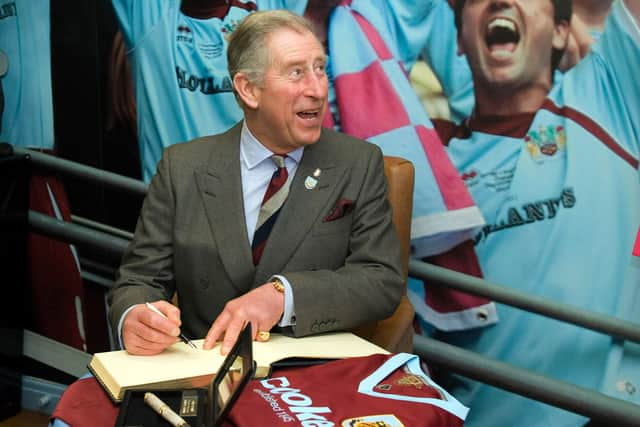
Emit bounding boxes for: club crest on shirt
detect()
[376,368,429,391]
[525,125,566,162]
[396,374,427,389]
[341,414,404,427]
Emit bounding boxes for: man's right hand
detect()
[122,300,182,355]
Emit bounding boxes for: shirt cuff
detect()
[117,305,137,350]
[272,275,296,327]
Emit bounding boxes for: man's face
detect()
[248,28,328,153]
[457,0,568,92]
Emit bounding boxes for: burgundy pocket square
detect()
[324,199,354,222]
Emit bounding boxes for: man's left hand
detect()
[203,282,285,354]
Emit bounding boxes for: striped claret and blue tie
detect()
[251,154,290,265]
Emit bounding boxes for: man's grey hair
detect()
[227,10,319,90]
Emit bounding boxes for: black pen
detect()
[145,302,197,349]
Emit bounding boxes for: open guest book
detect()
[88,331,388,403]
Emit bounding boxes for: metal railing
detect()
[409,259,640,344]
[11,146,147,198]
[6,145,640,425]
[413,335,640,425]
[28,210,129,262]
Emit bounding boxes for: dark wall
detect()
[0,151,29,420]
[50,0,142,233]
[48,0,143,354]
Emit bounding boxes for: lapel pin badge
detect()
[304,176,318,190]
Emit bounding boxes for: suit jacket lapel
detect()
[256,132,346,281]
[195,124,255,294]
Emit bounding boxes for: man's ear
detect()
[233,72,259,110]
[552,19,571,53]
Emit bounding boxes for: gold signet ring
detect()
[257,331,270,341]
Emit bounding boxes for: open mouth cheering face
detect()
[485,17,520,59]
[458,0,568,94]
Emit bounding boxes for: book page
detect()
[253,332,388,368]
[93,340,225,391]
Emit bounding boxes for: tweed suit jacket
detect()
[108,122,404,340]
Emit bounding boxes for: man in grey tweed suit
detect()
[108,10,403,356]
